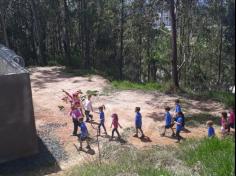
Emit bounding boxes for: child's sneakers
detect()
[140,134,145,139]
[133,134,138,138]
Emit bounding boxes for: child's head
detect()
[73,92,79,98]
[78,118,84,126]
[88,94,92,100]
[175,99,180,105]
[112,113,118,120]
[221,112,228,119]
[99,105,105,112]
[177,111,184,117]
[165,106,171,112]
[206,120,214,127]
[135,107,141,112]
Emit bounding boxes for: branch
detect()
[177,57,186,71]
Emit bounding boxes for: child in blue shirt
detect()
[174,112,184,143]
[97,105,107,136]
[161,106,175,137]
[175,99,182,117]
[78,118,91,150]
[133,107,145,138]
[207,120,215,137]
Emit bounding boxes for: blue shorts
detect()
[136,123,142,129]
[165,124,172,129]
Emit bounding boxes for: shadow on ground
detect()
[0,137,61,176]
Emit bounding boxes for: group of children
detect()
[206,107,235,138]
[62,90,235,150]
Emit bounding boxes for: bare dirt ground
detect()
[26,66,230,175]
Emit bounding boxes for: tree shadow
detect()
[146,112,165,122]
[0,136,61,176]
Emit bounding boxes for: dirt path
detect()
[29,67,227,174]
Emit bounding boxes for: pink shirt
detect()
[229,112,235,124]
[112,117,119,129]
[221,118,228,129]
[70,109,82,120]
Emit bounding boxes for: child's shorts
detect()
[136,124,142,129]
[79,134,88,141]
[165,124,173,129]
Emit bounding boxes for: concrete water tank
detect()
[0,45,38,163]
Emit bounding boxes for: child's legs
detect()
[138,128,144,136]
[98,123,102,134]
[101,123,107,132]
[73,119,79,135]
[85,138,90,147]
[176,130,181,141]
[111,128,116,138]
[115,129,121,138]
[79,137,83,148]
[85,111,90,121]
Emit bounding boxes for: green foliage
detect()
[179,137,235,176]
[206,91,235,107]
[111,80,165,91]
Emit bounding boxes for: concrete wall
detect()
[0,73,38,163]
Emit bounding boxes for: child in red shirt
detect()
[110,113,122,141]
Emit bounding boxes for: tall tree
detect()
[170,0,179,88]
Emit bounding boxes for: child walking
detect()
[97,105,107,136]
[161,106,175,137]
[110,113,122,141]
[84,95,94,122]
[174,112,184,143]
[174,99,182,117]
[70,103,83,136]
[78,118,91,150]
[221,112,229,136]
[207,120,215,137]
[133,107,145,138]
[228,107,235,130]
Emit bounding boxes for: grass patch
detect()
[179,137,235,176]
[111,81,166,92]
[66,147,171,176]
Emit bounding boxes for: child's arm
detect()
[62,89,73,99]
[118,123,122,129]
[110,123,113,128]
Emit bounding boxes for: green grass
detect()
[61,137,235,176]
[111,81,167,91]
[66,148,171,176]
[179,137,235,176]
[206,91,235,107]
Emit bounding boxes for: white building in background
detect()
[154,10,172,30]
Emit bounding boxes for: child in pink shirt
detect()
[229,107,235,129]
[110,113,122,141]
[221,112,229,136]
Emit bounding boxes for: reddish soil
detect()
[30,66,229,171]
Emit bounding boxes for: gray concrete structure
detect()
[0,46,38,163]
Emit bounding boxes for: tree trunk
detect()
[0,12,9,47]
[170,0,179,88]
[218,0,223,86]
[63,0,71,66]
[119,0,124,80]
